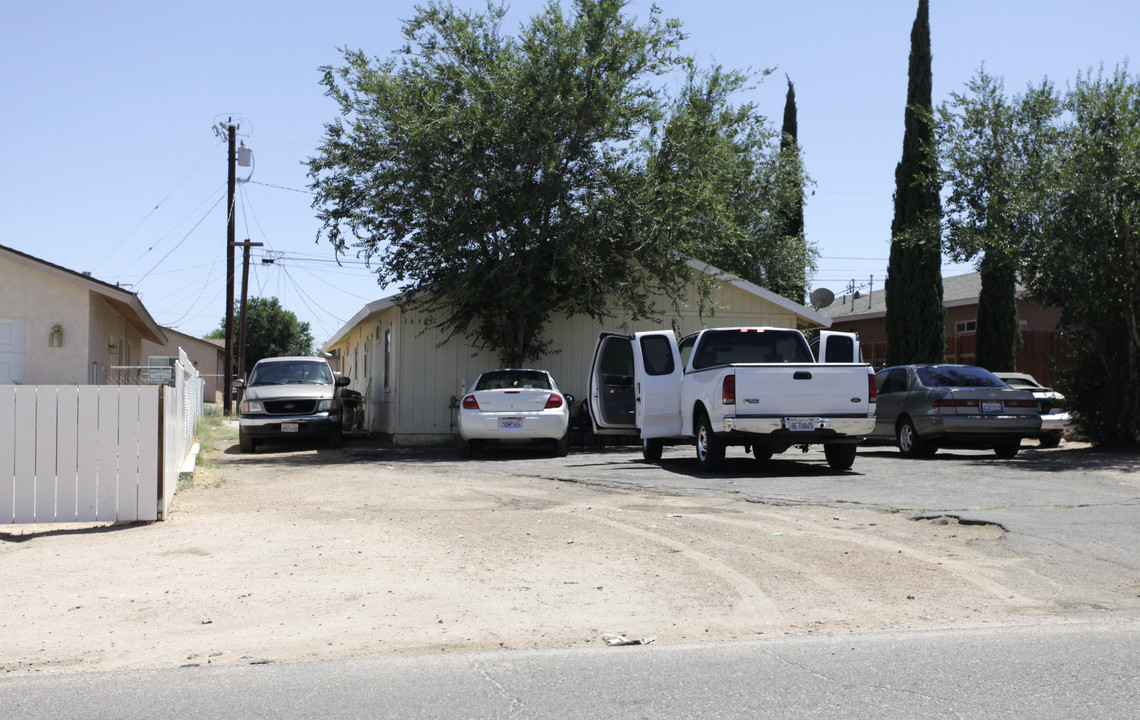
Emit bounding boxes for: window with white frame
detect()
[954,320,977,334]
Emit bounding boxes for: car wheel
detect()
[752,445,773,462]
[459,437,473,459]
[327,429,344,449]
[642,437,664,462]
[695,413,725,472]
[239,430,255,454]
[555,432,570,457]
[1038,433,1062,449]
[896,417,930,458]
[824,443,857,471]
[994,442,1020,458]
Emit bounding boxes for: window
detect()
[954,320,977,334]
[678,335,697,369]
[383,328,392,392]
[639,335,675,376]
[876,368,908,394]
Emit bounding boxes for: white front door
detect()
[0,318,28,384]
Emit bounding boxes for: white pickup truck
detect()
[587,328,877,471]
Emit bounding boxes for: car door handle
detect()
[794,371,812,380]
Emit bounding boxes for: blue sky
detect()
[2,1,1135,344]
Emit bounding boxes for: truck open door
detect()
[811,331,863,363]
[588,331,683,437]
[630,331,684,439]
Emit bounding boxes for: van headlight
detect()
[318,399,340,412]
[241,400,264,414]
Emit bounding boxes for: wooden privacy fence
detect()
[1,349,201,524]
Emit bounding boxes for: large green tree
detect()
[885,0,944,365]
[935,69,1061,372]
[1023,65,1140,447]
[210,297,315,375]
[637,65,815,303]
[307,0,805,366]
[308,0,700,367]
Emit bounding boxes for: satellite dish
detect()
[809,288,835,310]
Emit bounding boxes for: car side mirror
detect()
[233,378,245,389]
[564,393,575,404]
[336,376,351,387]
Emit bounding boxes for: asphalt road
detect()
[5,620,1139,719]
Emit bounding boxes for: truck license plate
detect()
[787,419,814,432]
[500,417,523,431]
[980,401,1002,414]
[281,423,300,433]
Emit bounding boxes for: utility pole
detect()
[223,120,237,415]
[235,238,263,381]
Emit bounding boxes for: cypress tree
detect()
[974,251,1020,371]
[779,78,807,303]
[885,0,945,365]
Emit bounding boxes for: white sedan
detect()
[458,369,571,457]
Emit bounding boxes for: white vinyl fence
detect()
[1,349,202,524]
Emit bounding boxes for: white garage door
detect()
[0,318,28,384]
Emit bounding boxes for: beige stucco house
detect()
[322,261,832,445]
[0,244,167,385]
[141,328,225,404]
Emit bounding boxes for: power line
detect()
[92,141,226,273]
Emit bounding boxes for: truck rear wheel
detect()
[696,413,725,472]
[824,443,857,471]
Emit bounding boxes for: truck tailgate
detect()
[732,364,869,416]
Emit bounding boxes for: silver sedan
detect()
[868,364,1041,458]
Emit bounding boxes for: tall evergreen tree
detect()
[775,77,807,303]
[885,0,944,365]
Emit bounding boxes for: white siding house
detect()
[322,262,832,445]
[1,244,166,384]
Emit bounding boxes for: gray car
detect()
[869,364,1041,458]
[235,356,350,452]
[993,372,1072,448]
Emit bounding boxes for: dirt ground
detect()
[1,430,1070,675]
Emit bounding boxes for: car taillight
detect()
[933,398,979,407]
[868,374,877,404]
[722,374,736,405]
[462,395,479,410]
[1005,399,1039,409]
[545,394,563,409]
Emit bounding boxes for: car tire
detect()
[752,445,773,462]
[555,432,570,457]
[896,417,930,458]
[695,413,725,472]
[459,437,474,459]
[327,430,343,449]
[824,443,857,471]
[239,430,255,454]
[1038,433,1062,449]
[642,437,664,462]
[994,442,1020,458]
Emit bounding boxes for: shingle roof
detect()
[817,271,1027,320]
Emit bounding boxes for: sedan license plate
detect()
[281,423,300,433]
[786,419,815,432]
[980,401,1002,414]
[499,417,524,431]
